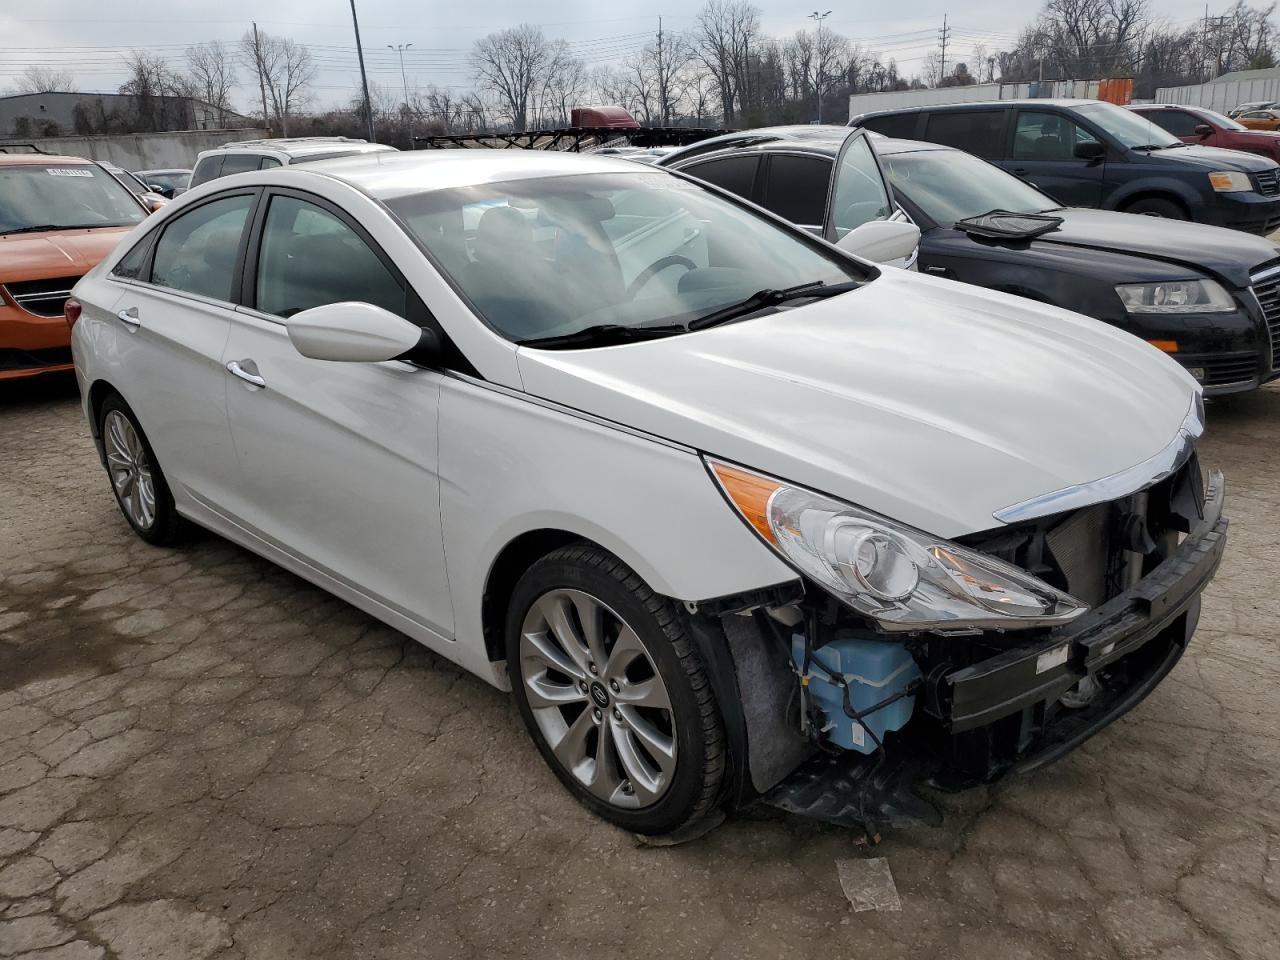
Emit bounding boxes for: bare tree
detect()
[186,41,237,126]
[118,51,193,132]
[13,65,75,93]
[471,24,573,131]
[240,29,315,136]
[694,0,761,125]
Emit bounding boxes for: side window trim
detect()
[131,188,262,302]
[239,186,411,323]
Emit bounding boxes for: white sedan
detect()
[68,149,1224,837]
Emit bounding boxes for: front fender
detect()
[438,375,798,684]
[1103,176,1202,215]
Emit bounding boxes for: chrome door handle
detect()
[116,306,140,330]
[226,360,266,388]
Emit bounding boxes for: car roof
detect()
[136,167,190,174]
[855,98,1104,119]
[661,126,948,164]
[200,138,396,161]
[0,153,93,166]
[284,149,673,199]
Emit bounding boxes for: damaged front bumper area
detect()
[933,469,1226,785]
[698,467,1227,836]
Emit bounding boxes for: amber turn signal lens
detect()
[708,460,783,544]
[1147,339,1178,353]
[64,297,82,330]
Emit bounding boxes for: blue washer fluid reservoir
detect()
[791,636,922,754]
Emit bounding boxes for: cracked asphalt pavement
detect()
[2,373,1278,960]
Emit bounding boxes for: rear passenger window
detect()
[860,113,920,138]
[259,156,282,170]
[151,194,254,302]
[255,195,405,319]
[683,156,760,201]
[189,155,223,187]
[923,111,1007,159]
[761,154,832,225]
[218,154,261,178]
[110,233,155,280]
[1012,112,1099,161]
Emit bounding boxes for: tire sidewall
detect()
[506,553,720,835]
[98,394,178,545]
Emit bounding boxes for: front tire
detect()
[98,394,186,546]
[507,543,726,836]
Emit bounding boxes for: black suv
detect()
[852,99,1280,235]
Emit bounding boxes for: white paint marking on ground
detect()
[836,857,902,912]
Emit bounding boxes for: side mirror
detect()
[835,219,921,266]
[143,195,167,213]
[148,183,171,197]
[1193,124,1214,137]
[1073,141,1106,161]
[287,301,441,364]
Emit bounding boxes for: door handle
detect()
[226,360,266,388]
[1012,168,1030,176]
[116,306,140,330]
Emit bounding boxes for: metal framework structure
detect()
[415,126,731,152]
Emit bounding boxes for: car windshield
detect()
[0,164,145,233]
[1078,101,1183,149]
[1200,108,1246,130]
[385,171,865,344]
[881,148,1059,225]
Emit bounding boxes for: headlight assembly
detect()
[1208,170,1253,192]
[1116,279,1234,314]
[709,460,1087,631]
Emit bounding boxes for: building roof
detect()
[1212,67,1280,83]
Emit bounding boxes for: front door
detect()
[220,189,453,642]
[1003,109,1107,208]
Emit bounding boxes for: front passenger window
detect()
[1012,112,1099,161]
[151,193,254,301]
[255,195,405,318]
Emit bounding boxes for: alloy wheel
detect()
[104,410,157,530]
[519,589,677,809]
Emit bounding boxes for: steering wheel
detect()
[626,255,697,300]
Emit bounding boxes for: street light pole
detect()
[808,10,832,124]
[388,43,415,149]
[348,0,376,141]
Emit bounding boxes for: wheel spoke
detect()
[613,677,670,709]
[136,475,156,527]
[570,592,609,669]
[128,483,144,526]
[550,706,595,771]
[602,625,646,684]
[538,594,592,674]
[524,673,587,710]
[587,718,624,802]
[522,627,585,681]
[611,721,665,804]
[617,705,676,776]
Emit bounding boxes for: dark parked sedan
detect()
[661,126,1280,395]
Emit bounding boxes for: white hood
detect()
[515,270,1199,538]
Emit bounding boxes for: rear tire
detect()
[507,543,726,836]
[98,394,186,546]
[1123,197,1187,219]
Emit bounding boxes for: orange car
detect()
[1236,109,1280,131]
[1,153,148,381]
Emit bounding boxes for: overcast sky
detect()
[1,0,1224,110]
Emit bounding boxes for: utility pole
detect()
[808,10,831,123]
[657,16,665,124]
[251,21,270,136]
[938,13,951,87]
[348,0,376,141]
[388,43,414,148]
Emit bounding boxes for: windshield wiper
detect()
[518,323,690,350]
[0,223,103,236]
[687,280,860,331]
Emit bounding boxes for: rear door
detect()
[1004,109,1106,207]
[219,187,453,641]
[1136,108,1208,146]
[104,189,258,511]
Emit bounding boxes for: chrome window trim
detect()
[993,394,1204,524]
